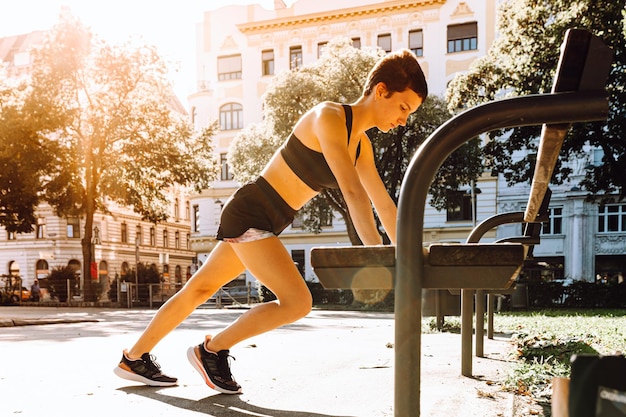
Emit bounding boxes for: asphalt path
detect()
[0,307,516,416]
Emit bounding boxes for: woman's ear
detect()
[375,82,388,100]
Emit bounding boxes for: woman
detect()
[114,48,428,394]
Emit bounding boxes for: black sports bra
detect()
[280,104,361,192]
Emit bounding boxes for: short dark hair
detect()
[363,49,428,100]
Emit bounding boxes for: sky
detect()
[0,0,295,102]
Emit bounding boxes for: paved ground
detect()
[0,306,518,416]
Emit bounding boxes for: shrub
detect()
[47,266,77,302]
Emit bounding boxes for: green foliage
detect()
[447,0,626,200]
[0,74,57,233]
[523,280,626,308]
[426,309,626,403]
[229,123,282,184]
[47,266,77,302]
[495,310,626,401]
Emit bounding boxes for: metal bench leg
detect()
[435,290,444,330]
[475,290,485,357]
[487,294,495,339]
[461,288,474,376]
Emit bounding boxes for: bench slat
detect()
[311,243,525,290]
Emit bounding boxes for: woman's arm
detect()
[355,135,397,245]
[314,105,383,245]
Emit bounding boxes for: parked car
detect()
[208,285,259,305]
[1,286,31,304]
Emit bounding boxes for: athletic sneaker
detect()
[114,350,178,387]
[187,337,242,394]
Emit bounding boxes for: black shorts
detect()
[216,177,298,241]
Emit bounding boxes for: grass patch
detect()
[494,309,626,404]
[424,309,626,409]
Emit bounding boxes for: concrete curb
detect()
[0,318,100,327]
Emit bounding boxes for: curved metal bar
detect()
[394,91,608,416]
[465,212,526,244]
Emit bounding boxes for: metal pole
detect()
[135,237,140,300]
[475,290,485,358]
[487,294,495,339]
[461,289,474,375]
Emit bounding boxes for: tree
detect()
[231,38,476,244]
[20,13,218,300]
[229,122,282,184]
[447,0,626,201]
[0,74,59,233]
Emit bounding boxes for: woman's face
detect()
[375,84,423,133]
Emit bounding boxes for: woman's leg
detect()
[205,236,312,352]
[127,241,245,358]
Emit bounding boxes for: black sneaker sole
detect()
[186,346,242,394]
[113,365,178,387]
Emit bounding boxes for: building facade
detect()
[0,31,197,300]
[189,0,625,286]
[188,0,504,284]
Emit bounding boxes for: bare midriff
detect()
[260,152,319,211]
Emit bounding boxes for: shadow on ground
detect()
[118,386,355,417]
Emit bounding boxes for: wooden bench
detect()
[310,28,612,417]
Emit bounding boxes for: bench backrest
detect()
[525,29,613,222]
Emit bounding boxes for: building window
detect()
[219,103,243,130]
[174,198,179,220]
[186,233,191,250]
[409,29,424,57]
[121,222,128,243]
[193,205,199,232]
[352,37,361,49]
[592,148,605,167]
[175,265,182,283]
[446,190,473,222]
[217,54,242,81]
[598,204,626,233]
[136,225,142,245]
[7,231,16,240]
[163,229,169,248]
[150,227,156,246]
[66,216,80,238]
[220,153,233,181]
[262,49,274,76]
[175,231,180,249]
[290,45,303,70]
[36,259,49,280]
[36,218,46,239]
[447,22,478,53]
[291,249,305,277]
[317,42,328,58]
[542,207,563,235]
[185,201,190,220]
[377,33,392,53]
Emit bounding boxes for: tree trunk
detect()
[81,210,95,302]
